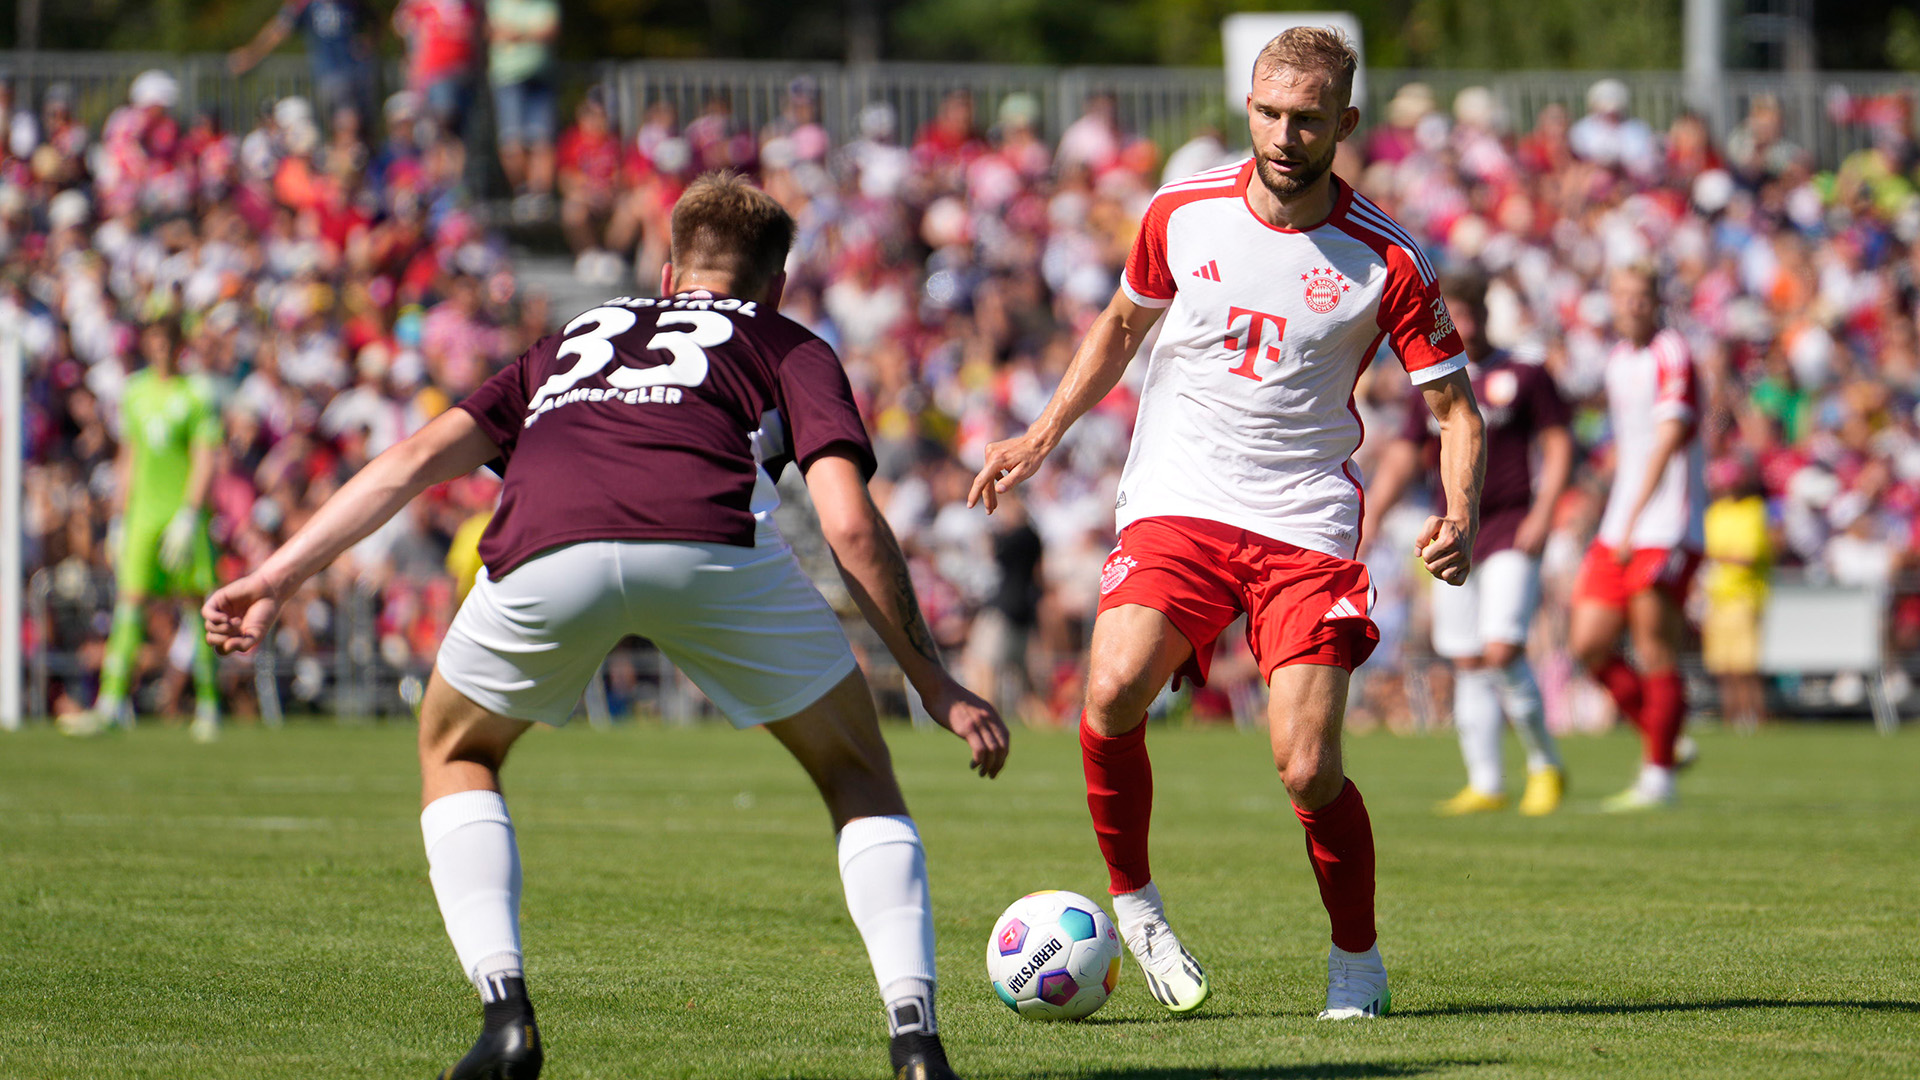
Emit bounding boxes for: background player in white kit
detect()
[971,28,1485,1020]
[1365,270,1574,816]
[1569,264,1706,811]
[204,174,1008,1080]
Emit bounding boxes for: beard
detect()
[1255,147,1334,198]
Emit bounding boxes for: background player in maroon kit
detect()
[204,174,1006,1080]
[1569,264,1707,811]
[1365,271,1574,815]
[970,28,1485,1020]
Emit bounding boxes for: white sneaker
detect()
[1318,943,1390,1019]
[1123,918,1210,1013]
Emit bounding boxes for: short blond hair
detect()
[669,171,795,296]
[1254,26,1360,109]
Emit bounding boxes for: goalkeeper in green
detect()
[61,318,223,739]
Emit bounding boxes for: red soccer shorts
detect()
[1096,516,1378,688]
[1573,542,1701,609]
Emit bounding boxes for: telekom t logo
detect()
[1223,306,1288,382]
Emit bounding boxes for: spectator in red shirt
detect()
[557,92,641,285]
[393,0,483,144]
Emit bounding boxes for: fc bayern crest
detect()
[1303,266,1347,314]
[1100,554,1138,596]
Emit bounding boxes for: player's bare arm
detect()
[967,290,1162,513]
[1611,416,1687,565]
[1515,424,1574,556]
[203,409,502,655]
[808,451,1011,778]
[1415,368,1485,586]
[1357,436,1420,556]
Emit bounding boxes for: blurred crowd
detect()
[6,67,540,717]
[11,53,1920,727]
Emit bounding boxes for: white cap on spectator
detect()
[1586,78,1629,116]
[47,188,89,232]
[651,136,691,175]
[274,95,314,130]
[1692,168,1734,214]
[129,70,178,110]
[385,91,421,122]
[859,102,896,140]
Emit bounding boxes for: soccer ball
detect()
[985,890,1123,1020]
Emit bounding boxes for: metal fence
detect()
[0,50,1914,169]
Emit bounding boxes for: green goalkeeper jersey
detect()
[119,369,221,532]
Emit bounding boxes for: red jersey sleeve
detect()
[1650,330,1697,430]
[776,339,877,480]
[1121,199,1176,309]
[1379,247,1466,385]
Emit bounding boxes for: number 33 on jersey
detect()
[454,291,876,576]
[1113,160,1468,560]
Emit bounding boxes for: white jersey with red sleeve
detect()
[1597,329,1707,551]
[1114,160,1467,559]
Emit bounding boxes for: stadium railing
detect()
[0,50,1913,169]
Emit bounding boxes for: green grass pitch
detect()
[3,721,1916,1079]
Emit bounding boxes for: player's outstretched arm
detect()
[1415,368,1486,586]
[807,451,1011,778]
[967,289,1163,513]
[203,409,501,655]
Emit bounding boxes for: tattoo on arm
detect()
[879,526,942,665]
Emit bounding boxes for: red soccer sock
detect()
[1081,718,1153,895]
[1591,656,1645,730]
[1293,779,1376,954]
[1640,671,1686,767]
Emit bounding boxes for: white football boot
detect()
[1318,943,1390,1019]
[1114,883,1210,1013]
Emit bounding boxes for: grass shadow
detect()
[1057,1061,1501,1079]
[766,1064,1498,1080]
[1400,997,1920,1018]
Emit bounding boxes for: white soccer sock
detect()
[422,789,524,998]
[1452,667,1506,796]
[837,815,937,1036]
[1494,658,1562,772]
[1112,880,1167,944]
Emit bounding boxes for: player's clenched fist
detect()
[202,573,285,655]
[1416,515,1476,586]
[967,431,1056,513]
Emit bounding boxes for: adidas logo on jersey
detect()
[1191,260,1222,282]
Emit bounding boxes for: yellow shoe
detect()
[1434,786,1507,816]
[1517,766,1565,816]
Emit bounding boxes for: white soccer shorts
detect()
[436,539,858,727]
[1429,548,1541,660]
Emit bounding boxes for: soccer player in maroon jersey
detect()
[1365,270,1574,816]
[970,28,1485,1020]
[205,174,1007,1080]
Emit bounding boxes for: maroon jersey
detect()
[457,291,875,576]
[1400,352,1569,558]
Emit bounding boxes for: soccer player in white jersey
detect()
[1364,270,1574,816]
[969,27,1485,1020]
[205,174,1009,1080]
[1569,264,1707,811]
